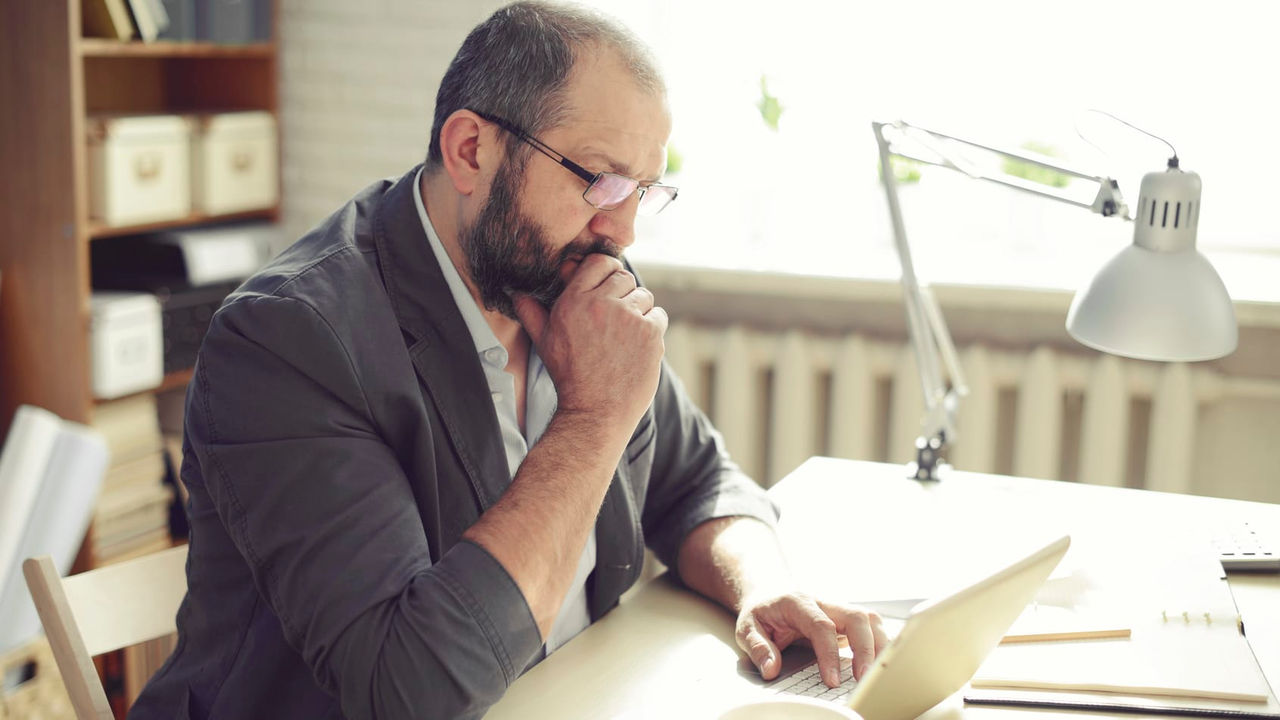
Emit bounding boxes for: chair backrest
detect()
[22,544,189,720]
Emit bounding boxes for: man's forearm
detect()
[676,516,793,613]
[463,409,631,639]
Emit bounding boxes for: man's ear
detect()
[438,109,498,196]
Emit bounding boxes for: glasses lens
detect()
[584,173,639,210]
[637,184,678,216]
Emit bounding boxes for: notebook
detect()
[965,559,1280,719]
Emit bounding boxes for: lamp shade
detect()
[1066,166,1237,361]
[1067,244,1237,361]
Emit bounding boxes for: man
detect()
[130,3,887,719]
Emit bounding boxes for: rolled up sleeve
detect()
[639,360,780,576]
[190,293,541,720]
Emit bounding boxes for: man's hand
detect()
[736,592,890,688]
[513,254,667,432]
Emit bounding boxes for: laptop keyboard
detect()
[773,658,857,704]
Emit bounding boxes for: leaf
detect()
[757,75,784,132]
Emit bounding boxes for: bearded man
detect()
[129,3,886,719]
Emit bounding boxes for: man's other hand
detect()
[736,592,890,688]
[513,253,667,432]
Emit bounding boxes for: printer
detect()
[92,222,279,375]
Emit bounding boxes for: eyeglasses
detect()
[470,109,678,216]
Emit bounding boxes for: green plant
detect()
[877,157,923,185]
[665,143,683,176]
[757,75,783,132]
[1003,141,1071,188]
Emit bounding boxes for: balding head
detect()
[425,1,666,173]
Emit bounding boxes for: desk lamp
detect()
[872,119,1237,482]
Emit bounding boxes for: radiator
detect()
[664,321,1280,492]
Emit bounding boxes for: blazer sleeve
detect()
[187,293,542,720]
[639,358,781,575]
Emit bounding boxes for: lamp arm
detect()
[874,123,943,404]
[874,122,954,478]
[884,120,1132,220]
[921,286,967,399]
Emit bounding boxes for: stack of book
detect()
[90,394,173,566]
[83,0,171,43]
[90,394,180,707]
[83,0,274,44]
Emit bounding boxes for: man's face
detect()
[459,49,672,320]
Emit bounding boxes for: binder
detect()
[0,415,108,654]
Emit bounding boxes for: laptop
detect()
[744,535,1071,720]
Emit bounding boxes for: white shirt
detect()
[413,168,596,653]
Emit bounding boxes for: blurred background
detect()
[2,1,1279,713]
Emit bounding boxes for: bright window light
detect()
[587,0,1280,293]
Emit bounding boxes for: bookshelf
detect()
[1,3,278,714]
[0,0,279,434]
[87,207,276,240]
[79,38,275,58]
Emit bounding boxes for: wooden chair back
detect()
[22,545,188,720]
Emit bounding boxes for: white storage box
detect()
[91,292,164,400]
[191,111,279,215]
[87,115,193,227]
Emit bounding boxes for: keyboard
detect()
[773,658,858,704]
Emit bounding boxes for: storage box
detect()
[91,292,164,400]
[87,115,192,228]
[190,112,278,215]
[0,636,73,720]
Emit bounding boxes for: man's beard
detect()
[459,156,620,321]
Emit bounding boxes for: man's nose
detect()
[588,192,640,249]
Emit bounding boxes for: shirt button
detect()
[484,348,503,364]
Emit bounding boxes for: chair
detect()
[22,545,189,720]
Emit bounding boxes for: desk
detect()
[487,458,1280,719]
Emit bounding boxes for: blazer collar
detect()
[372,165,467,348]
[372,166,511,508]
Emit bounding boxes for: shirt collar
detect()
[413,167,505,361]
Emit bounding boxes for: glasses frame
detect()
[469,108,677,214]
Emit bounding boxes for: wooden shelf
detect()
[94,369,194,406]
[79,39,274,59]
[156,368,194,394]
[88,206,278,240]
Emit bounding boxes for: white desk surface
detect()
[487,458,1280,720]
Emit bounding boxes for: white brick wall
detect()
[278,0,508,249]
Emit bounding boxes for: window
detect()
[588,0,1280,294]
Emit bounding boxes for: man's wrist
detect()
[551,405,640,449]
[678,516,796,614]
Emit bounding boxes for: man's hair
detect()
[425,1,664,172]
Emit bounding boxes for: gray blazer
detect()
[128,167,778,720]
